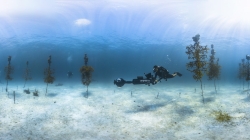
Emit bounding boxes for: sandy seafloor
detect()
[1,81,250,140]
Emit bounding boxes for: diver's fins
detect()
[176,72,182,77]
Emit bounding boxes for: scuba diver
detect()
[114,65,182,87]
[67,71,73,78]
[153,65,182,84]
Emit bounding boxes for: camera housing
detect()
[114,73,155,87]
[114,78,126,87]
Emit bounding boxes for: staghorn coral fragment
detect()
[80,54,94,98]
[44,55,55,94]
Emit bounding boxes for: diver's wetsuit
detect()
[154,66,174,82]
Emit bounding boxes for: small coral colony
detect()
[2,35,250,103]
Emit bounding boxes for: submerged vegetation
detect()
[186,34,208,103]
[80,54,94,98]
[24,89,30,94]
[206,44,221,93]
[33,89,39,96]
[212,110,232,122]
[4,56,14,92]
[44,55,55,95]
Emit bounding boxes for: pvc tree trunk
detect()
[200,79,204,103]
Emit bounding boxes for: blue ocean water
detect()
[1,1,250,139]
[1,0,249,86]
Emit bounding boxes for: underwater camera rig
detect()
[114,73,156,87]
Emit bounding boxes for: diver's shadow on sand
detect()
[242,95,250,102]
[203,97,215,103]
[209,91,217,95]
[126,103,166,113]
[7,92,22,98]
[81,91,92,98]
[240,89,250,95]
[46,93,58,97]
[175,106,194,117]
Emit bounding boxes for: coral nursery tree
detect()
[23,61,32,88]
[80,54,94,98]
[238,59,247,90]
[5,56,14,92]
[186,34,209,103]
[206,44,221,93]
[44,55,55,95]
[245,55,250,94]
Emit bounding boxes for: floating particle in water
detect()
[166,55,171,63]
